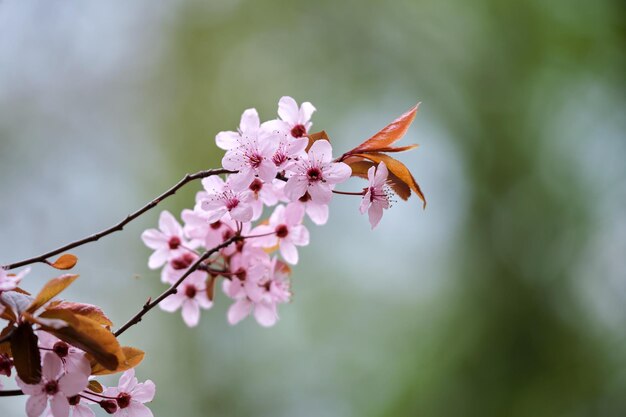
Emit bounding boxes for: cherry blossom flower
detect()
[252,204,309,264]
[359,162,391,229]
[284,140,351,204]
[17,353,89,417]
[270,131,308,172]
[276,96,316,139]
[141,211,193,269]
[226,257,291,327]
[37,332,91,377]
[200,175,254,223]
[0,266,30,292]
[159,251,198,284]
[101,369,155,417]
[160,270,212,327]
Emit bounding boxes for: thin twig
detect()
[2,168,235,270]
[0,390,23,397]
[113,235,241,337]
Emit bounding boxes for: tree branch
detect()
[113,235,242,337]
[2,168,235,270]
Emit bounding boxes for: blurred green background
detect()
[1,0,625,416]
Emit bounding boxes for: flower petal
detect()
[227,299,252,325]
[50,393,70,417]
[253,302,278,327]
[279,240,299,264]
[131,380,156,403]
[25,393,48,417]
[240,108,260,134]
[182,300,201,327]
[277,96,299,125]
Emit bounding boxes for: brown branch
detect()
[2,168,235,270]
[0,390,23,397]
[113,235,242,337]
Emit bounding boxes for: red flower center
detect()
[100,399,118,414]
[185,285,197,299]
[290,124,307,138]
[249,153,263,168]
[53,341,69,358]
[275,224,289,238]
[168,236,181,250]
[116,392,132,409]
[68,395,81,406]
[249,179,263,193]
[307,167,322,182]
[45,380,59,395]
[171,253,195,270]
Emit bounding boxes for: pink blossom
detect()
[159,270,212,327]
[289,193,329,225]
[247,178,283,220]
[141,211,193,269]
[226,257,291,327]
[283,140,351,204]
[251,204,309,264]
[159,251,197,284]
[17,353,89,417]
[101,369,155,417]
[219,108,279,188]
[276,96,316,139]
[200,175,254,223]
[37,332,91,377]
[0,266,29,292]
[359,162,391,229]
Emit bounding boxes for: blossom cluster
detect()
[142,97,393,327]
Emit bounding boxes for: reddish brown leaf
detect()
[26,274,78,313]
[10,323,41,384]
[371,144,419,153]
[306,130,330,152]
[43,301,113,328]
[87,380,104,393]
[34,309,123,371]
[0,325,13,355]
[352,153,426,207]
[90,346,145,376]
[346,104,419,155]
[206,275,217,302]
[48,254,78,270]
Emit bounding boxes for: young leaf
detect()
[346,104,419,155]
[351,153,426,207]
[26,274,79,313]
[306,130,330,152]
[10,323,41,384]
[35,309,123,370]
[206,275,217,302]
[87,380,104,393]
[48,254,78,270]
[0,324,13,355]
[90,346,145,376]
[43,301,113,328]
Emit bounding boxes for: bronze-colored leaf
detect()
[372,144,419,153]
[48,254,78,270]
[347,160,376,179]
[26,274,79,313]
[35,309,123,371]
[352,153,426,207]
[0,291,35,321]
[306,130,330,152]
[90,346,145,376]
[42,301,113,328]
[87,379,104,393]
[0,324,13,355]
[10,323,41,384]
[206,275,217,302]
[346,104,419,155]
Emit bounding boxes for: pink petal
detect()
[182,299,201,327]
[158,211,182,237]
[360,191,372,214]
[368,203,384,229]
[131,380,156,403]
[159,293,184,312]
[229,204,253,223]
[25,393,48,417]
[204,207,228,223]
[227,299,252,325]
[239,108,260,133]
[308,139,333,164]
[148,248,169,269]
[50,393,70,417]
[298,102,316,125]
[201,176,225,193]
[257,161,278,184]
[253,302,278,327]
[286,137,308,156]
[119,369,137,392]
[324,162,351,184]
[58,370,88,397]
[305,202,329,225]
[284,177,308,202]
[125,402,154,417]
[289,225,310,246]
[279,240,299,264]
[277,96,299,125]
[42,353,63,381]
[17,377,43,395]
[215,130,240,150]
[140,229,166,250]
[285,202,305,226]
[307,183,332,204]
[72,403,95,417]
[373,162,388,187]
[195,292,213,309]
